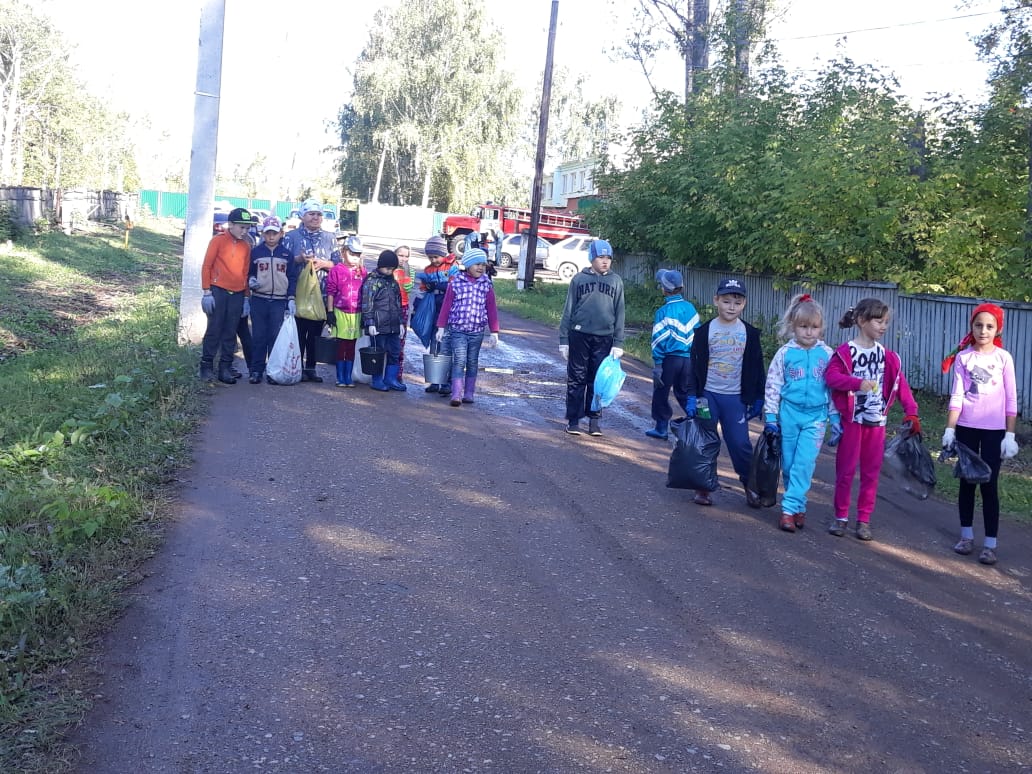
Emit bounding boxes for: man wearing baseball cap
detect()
[281,199,341,382]
[199,207,254,383]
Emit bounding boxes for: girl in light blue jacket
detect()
[763,294,841,533]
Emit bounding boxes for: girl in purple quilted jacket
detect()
[435,248,500,407]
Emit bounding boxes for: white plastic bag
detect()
[266,316,302,385]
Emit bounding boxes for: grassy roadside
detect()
[0,219,205,772]
[493,277,1032,521]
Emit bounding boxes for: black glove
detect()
[326,308,335,327]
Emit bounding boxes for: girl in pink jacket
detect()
[825,298,919,542]
[325,246,367,387]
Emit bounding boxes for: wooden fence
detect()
[616,255,1032,416]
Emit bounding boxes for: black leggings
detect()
[956,425,1004,539]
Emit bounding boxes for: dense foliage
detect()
[592,26,1032,301]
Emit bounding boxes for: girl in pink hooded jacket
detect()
[825,298,919,542]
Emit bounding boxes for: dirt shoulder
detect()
[67,309,1032,773]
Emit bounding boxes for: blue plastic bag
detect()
[411,294,436,349]
[590,355,626,412]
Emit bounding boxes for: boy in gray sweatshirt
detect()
[558,239,626,436]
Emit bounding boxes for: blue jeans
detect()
[249,297,287,374]
[704,390,753,485]
[446,328,485,382]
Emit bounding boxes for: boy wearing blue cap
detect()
[559,239,625,436]
[646,269,700,440]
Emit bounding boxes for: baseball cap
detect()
[260,215,282,233]
[299,199,323,215]
[227,207,253,224]
[345,235,363,254]
[716,278,747,296]
[655,269,684,292]
[588,239,613,260]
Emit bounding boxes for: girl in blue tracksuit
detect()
[763,294,842,533]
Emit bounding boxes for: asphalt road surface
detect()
[69,309,1032,773]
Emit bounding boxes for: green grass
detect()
[493,278,1032,522]
[0,219,206,773]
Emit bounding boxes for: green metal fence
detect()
[139,190,296,219]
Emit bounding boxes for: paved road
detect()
[69,310,1032,773]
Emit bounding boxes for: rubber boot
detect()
[425,383,440,393]
[342,360,355,387]
[449,381,463,407]
[462,375,477,403]
[198,360,215,381]
[385,364,407,391]
[371,369,389,391]
[217,363,237,384]
[336,361,347,387]
[645,420,669,439]
[439,381,452,398]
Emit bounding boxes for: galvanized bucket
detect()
[422,353,452,384]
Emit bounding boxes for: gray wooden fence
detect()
[616,254,1032,416]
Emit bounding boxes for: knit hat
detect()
[461,248,488,268]
[588,239,613,260]
[299,199,323,215]
[227,207,253,224]
[424,235,448,257]
[345,235,363,254]
[941,302,1005,373]
[376,250,399,270]
[260,215,282,233]
[655,269,683,292]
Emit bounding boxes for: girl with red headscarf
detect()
[940,303,1018,566]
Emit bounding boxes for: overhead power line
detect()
[774,7,1020,43]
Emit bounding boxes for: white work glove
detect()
[559,344,569,360]
[1002,431,1019,459]
[435,327,445,342]
[241,298,250,318]
[287,299,296,317]
[941,427,956,450]
[399,325,406,340]
[486,333,499,348]
[248,275,260,290]
[367,325,378,337]
[610,347,624,360]
[201,291,215,315]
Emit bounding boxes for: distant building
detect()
[541,157,600,213]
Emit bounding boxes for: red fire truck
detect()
[441,202,590,254]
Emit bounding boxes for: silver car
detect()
[497,234,550,269]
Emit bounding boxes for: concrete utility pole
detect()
[178,0,227,346]
[520,0,559,291]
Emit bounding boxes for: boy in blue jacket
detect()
[646,269,700,440]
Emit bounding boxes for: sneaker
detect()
[794,512,806,530]
[230,367,243,379]
[779,513,796,532]
[425,384,440,393]
[953,538,974,555]
[856,522,873,541]
[565,422,582,435]
[978,546,998,565]
[588,418,602,436]
[828,519,847,537]
[693,491,713,506]
[248,371,262,384]
[745,488,762,509]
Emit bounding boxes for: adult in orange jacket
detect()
[200,207,253,383]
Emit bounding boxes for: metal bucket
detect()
[422,353,452,384]
[359,346,386,376]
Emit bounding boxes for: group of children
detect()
[645,273,1019,566]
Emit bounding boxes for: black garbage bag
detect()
[667,416,721,492]
[940,440,992,485]
[883,428,936,500]
[747,428,782,508]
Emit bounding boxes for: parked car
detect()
[543,235,594,281]
[497,233,549,269]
